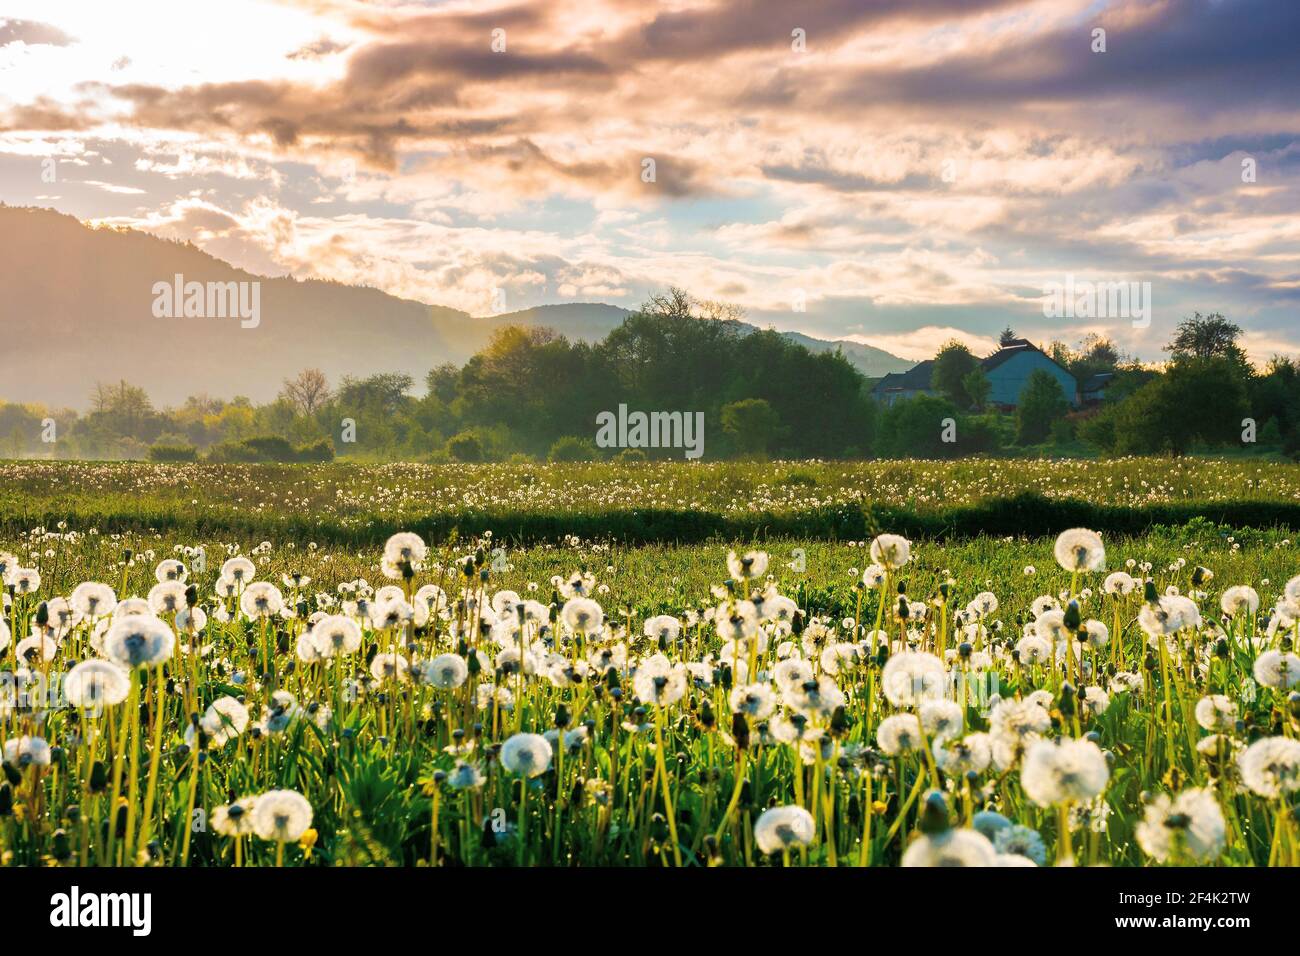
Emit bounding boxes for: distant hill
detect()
[0,205,909,407]
[771,329,913,378]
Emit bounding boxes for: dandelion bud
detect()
[1063,599,1081,631]
[732,712,750,750]
[0,784,11,817]
[1059,682,1076,717]
[649,812,668,842]
[555,703,571,729]
[830,705,850,736]
[1214,638,1230,659]
[52,828,71,861]
[2,763,19,787]
[699,700,715,729]
[67,803,80,823]
[919,790,951,835]
[958,642,973,659]
[1143,580,1159,603]
[89,761,108,793]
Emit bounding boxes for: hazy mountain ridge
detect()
[0,206,909,408]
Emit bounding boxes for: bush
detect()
[446,431,484,463]
[613,447,648,464]
[205,440,260,463]
[295,438,335,463]
[242,435,296,461]
[548,436,600,462]
[148,443,198,462]
[206,434,317,463]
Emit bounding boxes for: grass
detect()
[0,460,1298,868]
[2,457,1300,545]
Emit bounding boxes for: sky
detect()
[1,0,1298,363]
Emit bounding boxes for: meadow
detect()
[1,458,1299,868]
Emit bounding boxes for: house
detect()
[1081,371,1115,405]
[871,360,936,407]
[872,338,1079,408]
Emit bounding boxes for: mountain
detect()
[777,329,913,378]
[484,303,633,341]
[0,206,909,408]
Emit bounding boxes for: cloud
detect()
[1,0,1299,361]
[846,326,1002,362]
[0,18,75,48]
[286,36,349,60]
[80,179,146,194]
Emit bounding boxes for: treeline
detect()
[1,300,1295,463]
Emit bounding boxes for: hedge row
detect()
[10,493,1300,547]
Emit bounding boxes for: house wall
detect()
[988,351,1079,407]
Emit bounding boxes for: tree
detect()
[963,367,992,412]
[721,398,780,457]
[999,326,1019,347]
[1113,358,1249,455]
[1016,370,1068,444]
[640,286,695,320]
[425,363,460,404]
[336,373,414,415]
[1165,312,1245,362]
[931,341,980,408]
[88,380,156,442]
[875,393,961,458]
[280,368,331,415]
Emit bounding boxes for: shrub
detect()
[548,436,600,462]
[295,438,335,463]
[613,447,648,463]
[446,431,484,462]
[242,435,297,461]
[206,435,306,463]
[148,443,198,462]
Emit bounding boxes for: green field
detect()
[1,459,1298,868]
[4,458,1300,544]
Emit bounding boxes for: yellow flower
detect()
[299,828,318,859]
